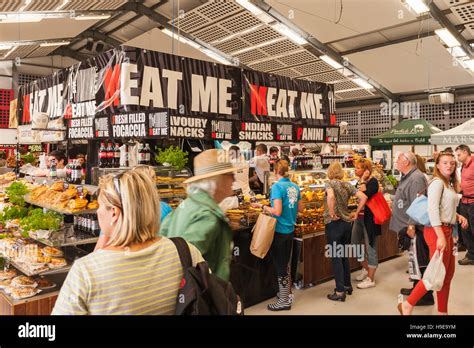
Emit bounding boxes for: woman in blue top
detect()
[253,160,302,311]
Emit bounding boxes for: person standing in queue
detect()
[325,161,367,301]
[252,160,302,311]
[268,146,280,171]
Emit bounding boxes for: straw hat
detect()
[183,149,240,184]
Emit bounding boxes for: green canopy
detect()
[369,119,442,146]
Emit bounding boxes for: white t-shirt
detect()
[249,155,270,183]
[232,161,252,196]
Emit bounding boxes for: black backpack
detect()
[170,237,244,315]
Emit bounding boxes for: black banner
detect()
[169,115,209,140]
[210,119,236,141]
[111,112,147,138]
[242,70,334,127]
[94,116,111,139]
[67,117,94,139]
[294,126,326,143]
[325,127,340,143]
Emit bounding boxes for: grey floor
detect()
[246,251,474,315]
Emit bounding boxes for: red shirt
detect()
[461,157,474,203]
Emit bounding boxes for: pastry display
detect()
[35,277,56,289]
[28,182,95,213]
[0,278,12,289]
[7,286,41,300]
[48,258,67,268]
[11,275,38,288]
[0,269,17,280]
[42,246,63,257]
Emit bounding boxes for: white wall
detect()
[0,129,18,144]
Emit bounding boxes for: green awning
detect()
[369,119,442,146]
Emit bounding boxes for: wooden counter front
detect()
[0,290,58,315]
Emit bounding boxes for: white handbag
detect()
[422,250,446,291]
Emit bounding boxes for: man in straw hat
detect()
[160,149,239,281]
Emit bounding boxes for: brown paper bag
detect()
[250,213,276,259]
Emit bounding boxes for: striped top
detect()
[52,237,203,315]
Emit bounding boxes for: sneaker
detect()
[357,277,375,289]
[458,257,474,266]
[355,268,368,281]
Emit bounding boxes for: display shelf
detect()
[6,258,70,277]
[28,230,98,248]
[24,194,97,215]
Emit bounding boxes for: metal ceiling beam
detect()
[79,29,122,47]
[427,0,474,57]
[54,47,88,61]
[251,0,398,102]
[340,24,465,56]
[107,1,168,35]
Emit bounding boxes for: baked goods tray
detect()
[24,194,98,215]
[6,258,71,277]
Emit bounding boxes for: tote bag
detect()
[365,191,391,225]
[406,194,430,226]
[250,213,276,259]
[422,250,446,291]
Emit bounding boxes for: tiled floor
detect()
[246,252,474,315]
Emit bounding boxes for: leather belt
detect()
[441,223,454,228]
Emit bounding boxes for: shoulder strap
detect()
[170,237,193,270]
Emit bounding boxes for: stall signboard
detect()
[68,117,94,139]
[242,69,335,127]
[94,116,111,139]
[18,46,338,143]
[325,127,340,143]
[294,126,326,143]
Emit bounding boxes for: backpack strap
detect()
[170,237,193,270]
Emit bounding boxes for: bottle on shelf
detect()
[114,143,121,168]
[138,143,146,165]
[144,143,151,165]
[106,141,114,168]
[50,159,57,180]
[65,159,73,183]
[71,159,82,185]
[98,142,107,168]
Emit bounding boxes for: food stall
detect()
[369,119,442,169]
[430,118,474,150]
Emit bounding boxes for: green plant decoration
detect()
[155,146,189,171]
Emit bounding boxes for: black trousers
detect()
[459,203,474,260]
[325,220,352,293]
[271,232,293,277]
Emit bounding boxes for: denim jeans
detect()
[325,220,352,292]
[351,219,379,268]
[271,232,293,277]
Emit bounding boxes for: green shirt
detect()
[160,190,233,281]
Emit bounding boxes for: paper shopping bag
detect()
[250,213,276,259]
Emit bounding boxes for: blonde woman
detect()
[52,170,203,315]
[325,162,367,301]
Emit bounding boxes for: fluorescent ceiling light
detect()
[464,59,474,71]
[230,37,281,55]
[200,48,235,66]
[75,14,111,21]
[320,55,343,69]
[55,0,70,11]
[2,46,17,58]
[353,78,373,89]
[40,41,70,47]
[271,23,307,45]
[446,46,467,58]
[0,13,44,23]
[235,0,274,23]
[404,0,429,15]
[161,28,202,49]
[0,44,13,50]
[435,28,460,48]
